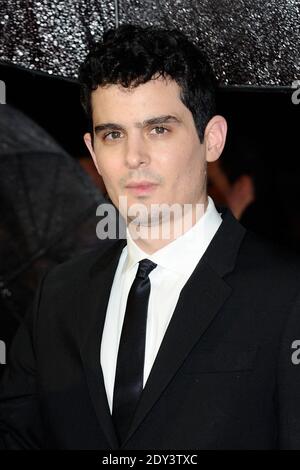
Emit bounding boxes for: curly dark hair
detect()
[78,24,217,142]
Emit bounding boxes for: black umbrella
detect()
[0,0,299,87]
[0,104,105,324]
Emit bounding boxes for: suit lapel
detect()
[77,239,126,450]
[121,208,246,447]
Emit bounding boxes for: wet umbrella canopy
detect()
[0,0,299,87]
[0,104,105,323]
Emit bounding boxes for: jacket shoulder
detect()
[240,230,300,272]
[234,229,300,302]
[44,239,124,284]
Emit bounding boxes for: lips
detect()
[125,181,158,195]
[126,181,158,188]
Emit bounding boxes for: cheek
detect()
[173,152,204,186]
[101,171,119,196]
[94,153,120,183]
[170,159,205,202]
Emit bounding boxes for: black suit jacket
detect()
[1,208,300,449]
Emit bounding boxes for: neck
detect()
[127,196,209,254]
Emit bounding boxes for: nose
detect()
[124,133,150,169]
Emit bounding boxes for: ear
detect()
[204,115,227,163]
[83,132,102,175]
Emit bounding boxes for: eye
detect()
[150,126,169,135]
[103,130,122,141]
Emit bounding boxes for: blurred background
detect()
[1,0,300,376]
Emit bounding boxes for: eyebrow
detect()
[94,114,181,134]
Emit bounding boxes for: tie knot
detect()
[136,258,157,279]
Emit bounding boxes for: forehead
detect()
[90,77,189,122]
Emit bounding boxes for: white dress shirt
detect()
[100,196,222,413]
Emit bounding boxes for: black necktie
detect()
[112,258,157,444]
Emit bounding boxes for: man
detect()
[1,24,300,450]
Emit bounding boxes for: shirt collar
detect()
[125,196,223,276]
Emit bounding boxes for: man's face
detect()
[85,77,223,224]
